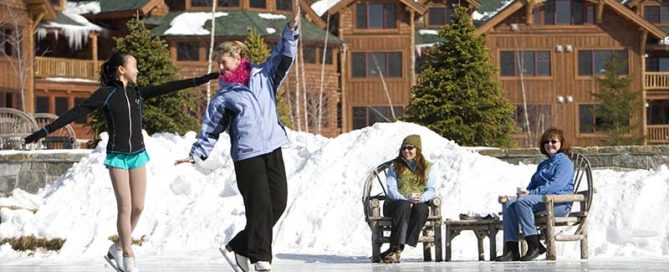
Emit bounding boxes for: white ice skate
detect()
[103,244,124,272]
[219,246,250,272]
[123,256,140,272]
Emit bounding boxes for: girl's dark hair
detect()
[538,127,571,157]
[99,52,131,87]
[393,149,429,186]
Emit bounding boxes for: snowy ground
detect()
[1,122,668,268]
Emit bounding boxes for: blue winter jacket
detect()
[189,24,298,161]
[527,152,575,196]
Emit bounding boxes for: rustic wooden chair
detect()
[0,107,39,150]
[33,113,78,149]
[498,153,594,260]
[362,160,443,263]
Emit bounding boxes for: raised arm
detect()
[262,8,300,94]
[24,88,109,144]
[189,94,230,161]
[139,72,219,100]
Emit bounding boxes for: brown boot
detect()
[382,246,403,263]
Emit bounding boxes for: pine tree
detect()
[404,6,516,147]
[593,54,641,145]
[245,27,294,128]
[88,17,200,140]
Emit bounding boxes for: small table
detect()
[444,218,503,261]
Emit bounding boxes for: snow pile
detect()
[36,2,103,50]
[164,12,228,35]
[0,122,668,261]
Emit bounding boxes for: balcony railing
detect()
[647,125,669,144]
[34,57,97,80]
[644,72,669,89]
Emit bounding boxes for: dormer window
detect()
[191,0,240,7]
[428,7,453,26]
[356,3,397,29]
[533,0,595,25]
[250,0,266,9]
[277,0,292,11]
[644,4,669,23]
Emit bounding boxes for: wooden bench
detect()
[362,160,443,262]
[0,108,39,150]
[444,218,503,261]
[498,153,594,260]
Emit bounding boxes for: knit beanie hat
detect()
[401,134,422,150]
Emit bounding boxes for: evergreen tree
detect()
[404,6,515,147]
[88,17,200,141]
[593,54,641,145]
[245,27,294,128]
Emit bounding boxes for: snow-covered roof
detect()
[311,0,341,16]
[164,12,228,35]
[36,1,104,50]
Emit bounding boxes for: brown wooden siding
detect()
[484,6,647,147]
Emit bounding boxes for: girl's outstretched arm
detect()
[139,72,219,100]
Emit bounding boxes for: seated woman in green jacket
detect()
[382,134,437,263]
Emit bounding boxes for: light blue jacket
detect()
[386,159,437,203]
[190,24,298,161]
[527,152,575,196]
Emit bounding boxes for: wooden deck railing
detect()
[647,125,669,144]
[644,72,669,89]
[34,57,97,80]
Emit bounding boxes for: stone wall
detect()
[478,145,669,170]
[0,151,90,197]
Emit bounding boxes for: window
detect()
[351,52,402,78]
[35,96,50,113]
[428,7,453,26]
[647,100,669,125]
[250,0,266,9]
[644,5,669,23]
[177,42,199,61]
[324,49,333,65]
[303,46,316,64]
[500,51,551,76]
[352,106,403,129]
[535,0,594,25]
[55,97,69,115]
[191,0,239,7]
[1,28,13,56]
[514,105,552,133]
[276,0,292,11]
[579,104,602,133]
[74,98,87,124]
[356,3,397,29]
[578,50,628,76]
[646,56,669,72]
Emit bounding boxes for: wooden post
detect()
[581,218,589,259]
[545,198,556,260]
[640,29,648,145]
[489,227,498,261]
[91,32,98,78]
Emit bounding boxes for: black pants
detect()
[383,200,429,247]
[228,148,287,263]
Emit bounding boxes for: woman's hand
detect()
[290,6,301,30]
[174,157,194,165]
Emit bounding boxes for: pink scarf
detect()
[219,59,251,86]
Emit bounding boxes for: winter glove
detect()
[24,129,48,144]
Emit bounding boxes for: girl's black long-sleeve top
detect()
[43,73,218,154]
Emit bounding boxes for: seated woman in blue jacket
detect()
[496,127,575,262]
[382,134,436,263]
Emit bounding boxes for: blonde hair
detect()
[215,41,249,60]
